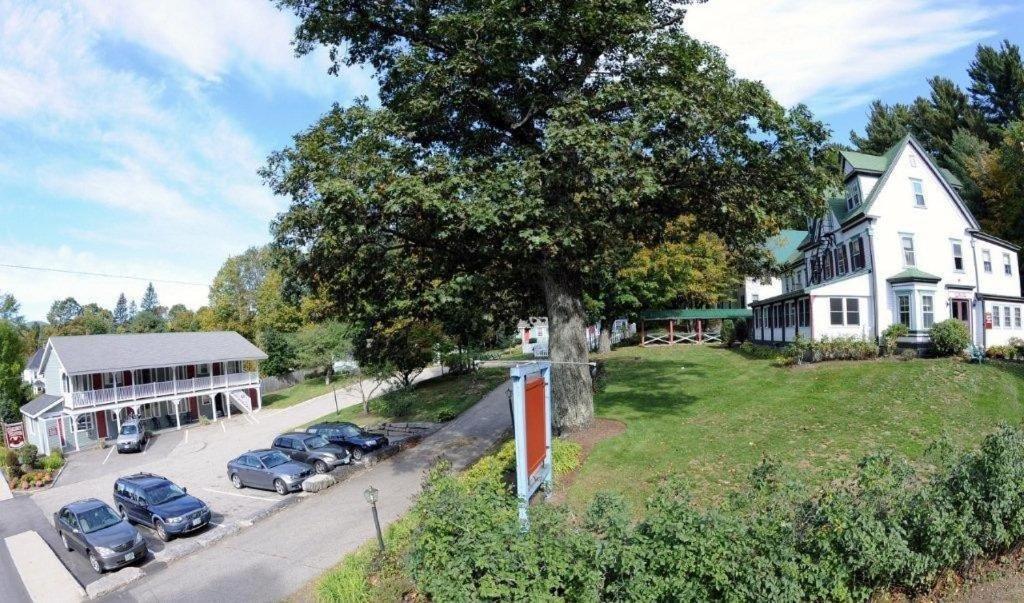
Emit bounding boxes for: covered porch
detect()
[639,308,753,346]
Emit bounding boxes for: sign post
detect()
[509,361,553,528]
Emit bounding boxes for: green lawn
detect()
[261,374,358,410]
[302,367,508,427]
[567,345,1024,510]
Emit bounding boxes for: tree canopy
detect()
[270,0,831,429]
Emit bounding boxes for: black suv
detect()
[306,422,389,461]
[272,432,351,473]
[113,473,211,541]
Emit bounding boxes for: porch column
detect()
[174,399,181,430]
[72,414,80,452]
[226,392,232,418]
[639,319,645,347]
[697,319,703,344]
[256,388,262,411]
[210,394,218,422]
[115,408,121,433]
[668,320,675,345]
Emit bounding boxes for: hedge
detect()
[406,426,1024,602]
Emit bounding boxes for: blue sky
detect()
[0,0,1021,321]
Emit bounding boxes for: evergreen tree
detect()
[140,283,159,312]
[0,320,27,422]
[968,40,1024,132]
[113,293,129,326]
[850,100,917,154]
[128,300,138,319]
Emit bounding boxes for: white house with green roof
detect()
[749,135,1023,350]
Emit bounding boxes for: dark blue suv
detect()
[306,422,389,461]
[113,473,211,542]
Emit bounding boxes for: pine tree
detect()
[968,40,1024,131]
[113,293,129,326]
[128,300,138,320]
[140,283,159,312]
[849,100,917,154]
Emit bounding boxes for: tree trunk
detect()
[597,323,612,354]
[542,271,594,431]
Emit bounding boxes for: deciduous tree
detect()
[0,320,27,422]
[270,0,831,429]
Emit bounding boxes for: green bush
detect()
[0,447,17,468]
[784,336,878,364]
[1010,337,1024,358]
[721,320,735,345]
[737,341,783,360]
[882,323,909,355]
[402,426,1024,601]
[40,451,64,472]
[986,345,1015,359]
[16,444,37,469]
[930,319,971,356]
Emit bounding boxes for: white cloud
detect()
[684,0,1002,111]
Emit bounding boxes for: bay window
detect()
[921,295,934,328]
[898,294,911,327]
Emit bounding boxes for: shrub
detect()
[882,323,909,355]
[783,336,878,364]
[40,451,64,472]
[1010,337,1024,358]
[898,348,918,361]
[737,341,783,360]
[721,320,735,345]
[0,447,17,468]
[930,319,971,356]
[986,345,1015,359]
[16,444,37,469]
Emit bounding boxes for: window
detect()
[921,295,934,328]
[900,235,916,266]
[836,246,848,275]
[830,298,843,325]
[983,250,992,273]
[1004,253,1012,276]
[752,294,759,303]
[1016,307,1022,328]
[951,240,964,271]
[1004,306,1011,329]
[786,302,795,327]
[76,414,94,431]
[754,308,760,329]
[810,258,821,283]
[993,305,1001,327]
[846,298,860,325]
[911,178,926,206]
[898,295,911,327]
[823,250,834,280]
[845,182,861,211]
[850,236,866,271]
[909,153,918,167]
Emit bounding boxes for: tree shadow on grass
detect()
[595,354,704,418]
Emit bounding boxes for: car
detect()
[115,419,148,453]
[226,449,313,495]
[271,432,351,474]
[54,498,147,573]
[306,422,389,461]
[113,473,211,542]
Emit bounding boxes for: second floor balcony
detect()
[67,371,260,410]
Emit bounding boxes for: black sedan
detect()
[54,499,147,573]
[227,449,313,495]
[306,422,389,461]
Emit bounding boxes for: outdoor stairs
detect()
[229,390,256,417]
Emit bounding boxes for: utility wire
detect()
[0,263,209,287]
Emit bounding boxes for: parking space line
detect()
[184,429,189,444]
[220,422,226,433]
[102,445,115,465]
[142,438,150,454]
[203,488,277,502]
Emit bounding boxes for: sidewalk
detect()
[100,378,513,602]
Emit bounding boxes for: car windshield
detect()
[78,505,122,534]
[120,424,138,435]
[304,436,330,449]
[145,482,186,505]
[259,451,291,468]
[339,425,361,437]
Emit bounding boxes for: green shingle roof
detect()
[886,268,942,284]
[765,229,807,265]
[641,308,753,321]
[839,148,894,174]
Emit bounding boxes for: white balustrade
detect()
[67,372,259,409]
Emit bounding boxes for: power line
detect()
[0,263,209,287]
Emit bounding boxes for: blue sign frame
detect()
[509,361,553,527]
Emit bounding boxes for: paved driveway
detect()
[24,368,443,591]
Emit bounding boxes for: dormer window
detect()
[911,179,926,207]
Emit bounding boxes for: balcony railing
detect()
[67,372,259,410]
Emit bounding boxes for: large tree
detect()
[47,297,83,328]
[0,320,27,422]
[113,293,130,328]
[140,283,160,313]
[968,40,1024,132]
[269,0,831,429]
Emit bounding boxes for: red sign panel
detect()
[524,376,547,478]
[3,422,26,448]
[985,312,993,329]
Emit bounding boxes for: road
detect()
[100,378,512,602]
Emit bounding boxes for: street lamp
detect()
[364,485,385,552]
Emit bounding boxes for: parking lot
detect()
[25,371,440,589]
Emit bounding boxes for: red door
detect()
[96,411,107,439]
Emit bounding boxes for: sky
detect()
[1,0,1022,322]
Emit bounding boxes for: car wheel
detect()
[231,474,243,489]
[314,460,328,474]
[351,447,364,461]
[89,552,103,573]
[155,520,171,542]
[274,479,288,495]
[60,532,72,552]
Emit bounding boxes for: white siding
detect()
[975,242,1020,297]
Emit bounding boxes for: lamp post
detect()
[364,485,384,552]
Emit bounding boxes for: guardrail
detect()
[68,372,259,410]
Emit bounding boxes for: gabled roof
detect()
[765,230,807,265]
[887,268,942,284]
[840,147,898,174]
[841,135,979,229]
[25,348,44,372]
[47,332,268,375]
[21,394,62,418]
